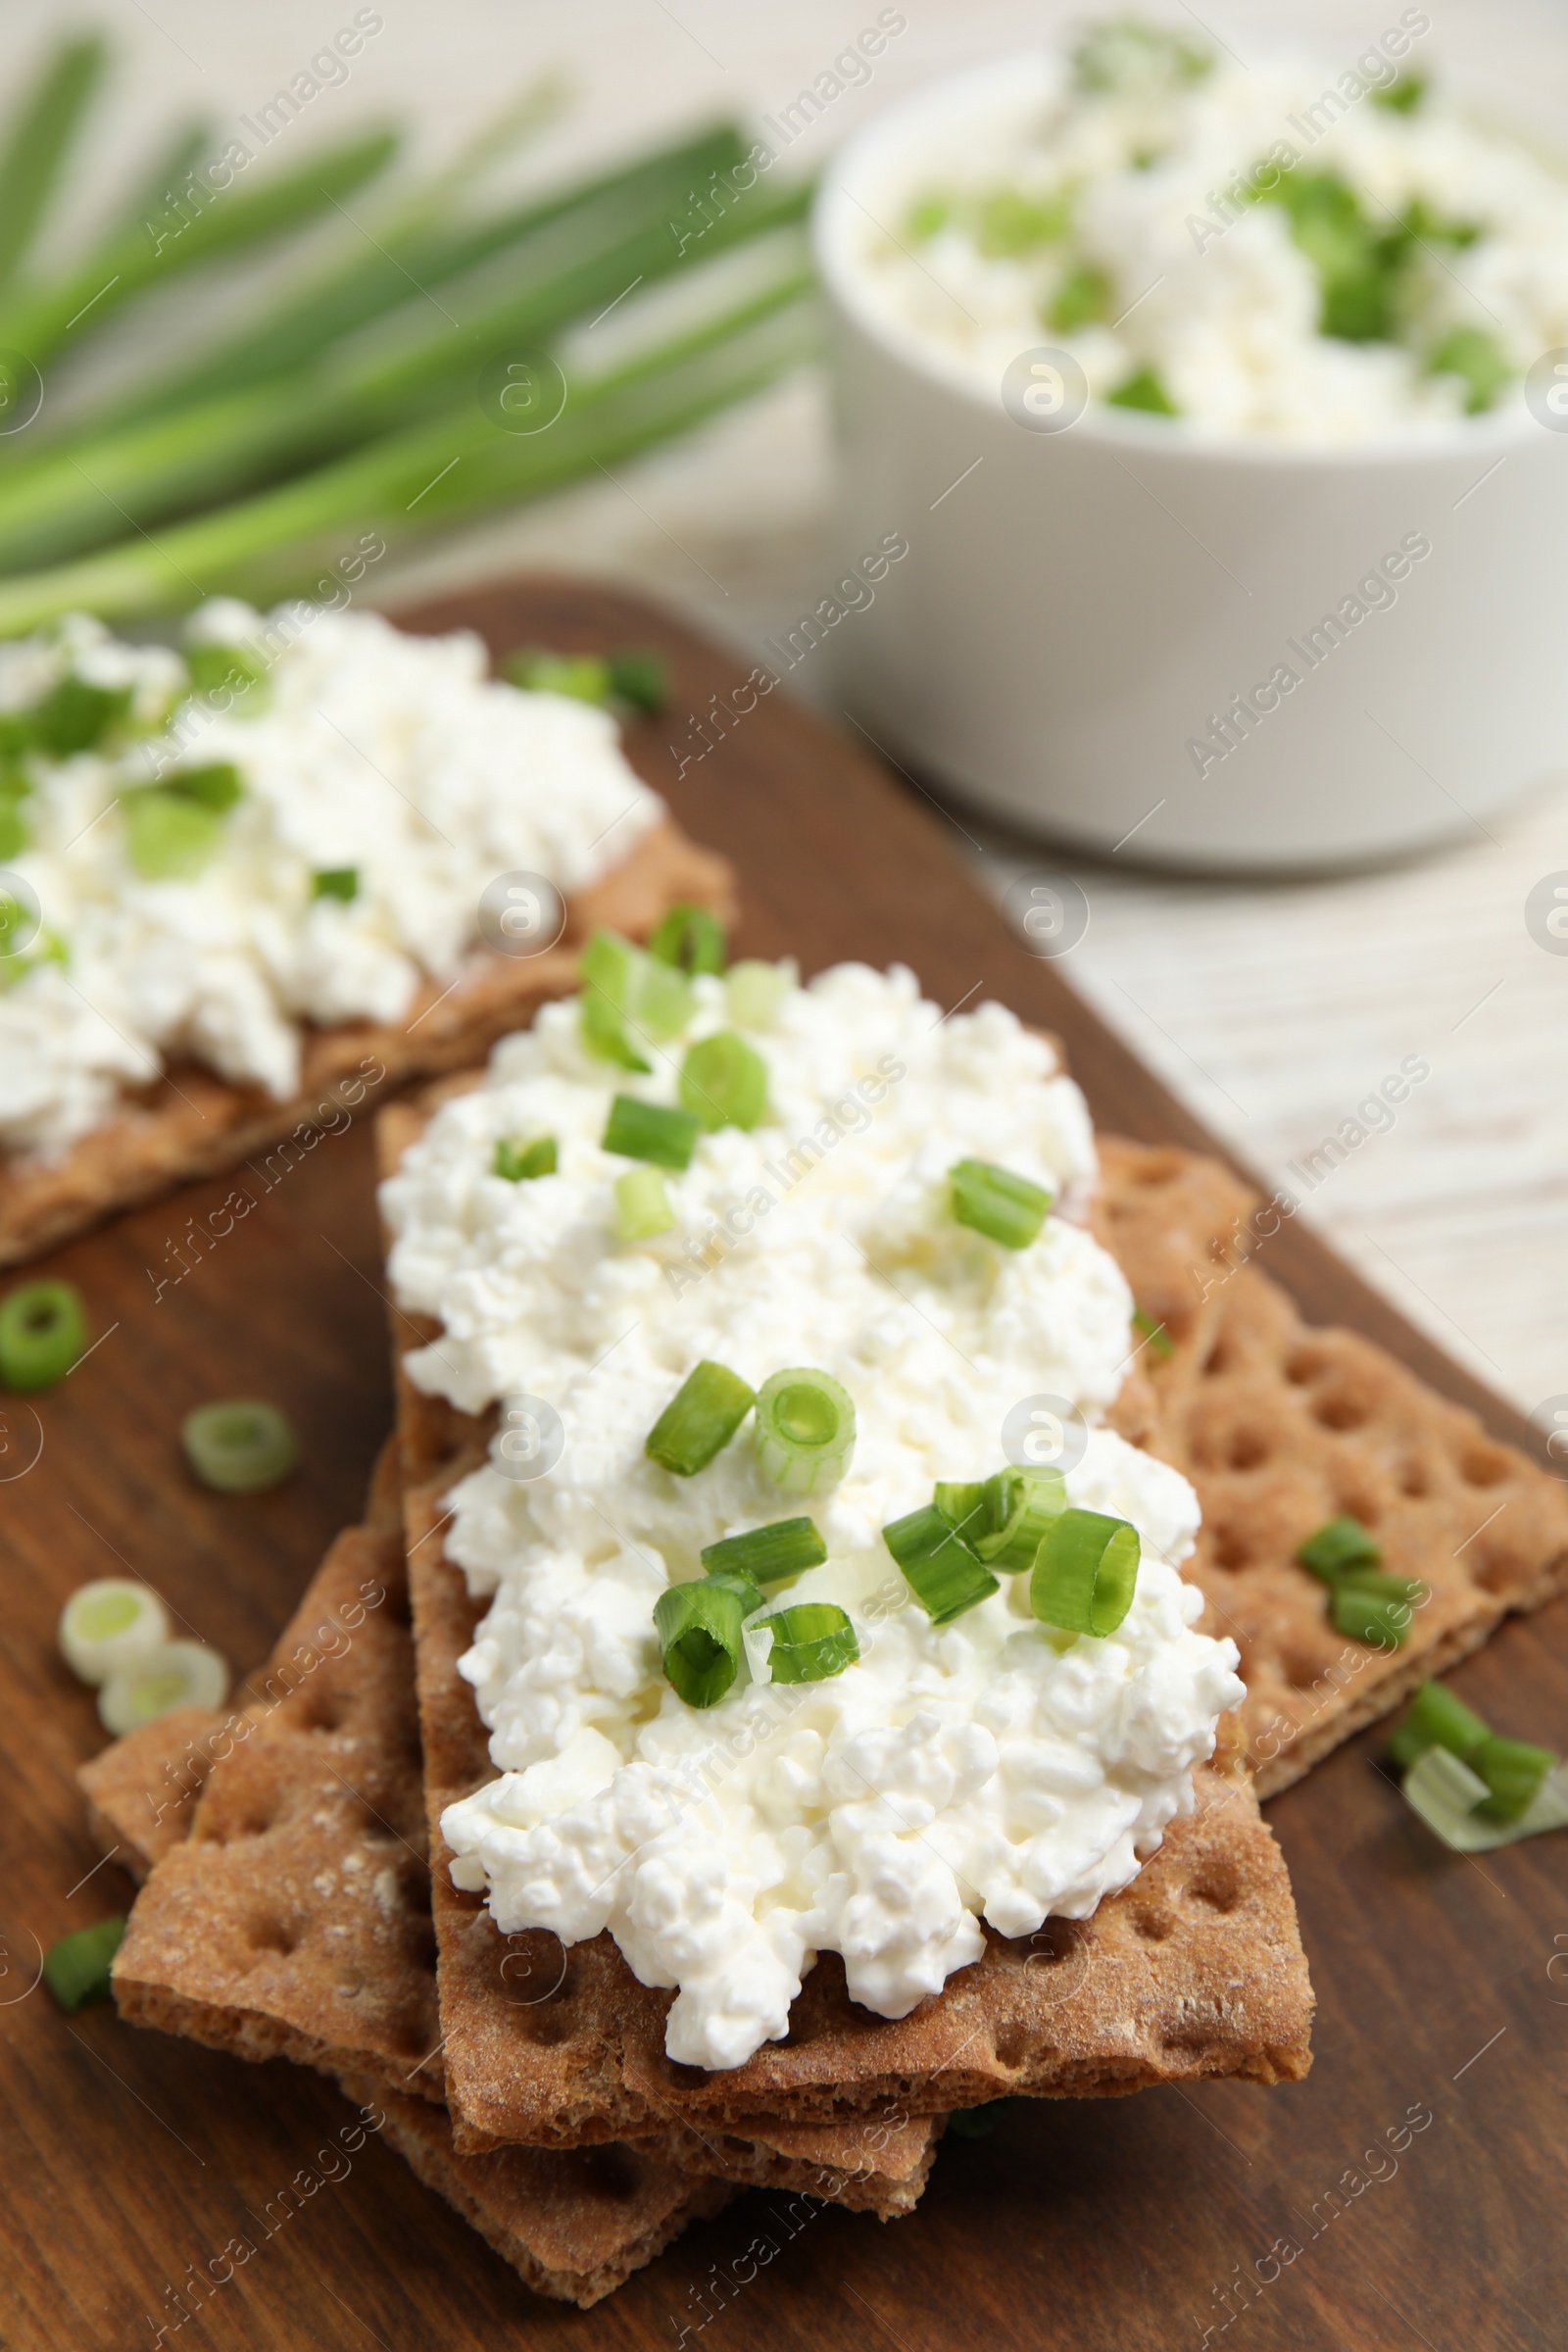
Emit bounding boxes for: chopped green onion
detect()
[645,1360,755,1477]
[578,927,693,1073]
[31,673,133,758]
[1029,1509,1140,1638]
[602,1094,701,1170]
[949,1158,1052,1250]
[755,1368,857,1494]
[655,1576,748,1707]
[181,1399,296,1494]
[0,1278,86,1389]
[1426,325,1511,416]
[700,1564,765,1617]
[505,648,613,705]
[59,1580,170,1686]
[1373,71,1427,111]
[608,648,670,713]
[1106,365,1178,416]
[125,789,225,879]
[1047,260,1111,332]
[614,1164,673,1240]
[700,1517,826,1585]
[1132,1307,1175,1360]
[976,187,1072,257]
[185,640,268,703]
[1473,1734,1556,1825]
[906,190,953,242]
[648,901,726,975]
[1328,1573,1424,1646]
[972,1466,1067,1571]
[933,1481,987,1537]
[1297,1515,1382,1580]
[43,1915,124,2013]
[312,865,359,903]
[724,957,795,1031]
[1400,1742,1568,1851]
[1387,1680,1491,1773]
[883,1502,1000,1624]
[99,1638,230,1735]
[169,761,244,811]
[495,1134,557,1182]
[764,1601,858,1684]
[679,1031,767,1131]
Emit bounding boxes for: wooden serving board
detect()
[4,578,1561,2352]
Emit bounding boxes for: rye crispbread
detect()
[380,1100,1312,2154]
[0,814,730,1269]
[1149,1260,1568,1796]
[97,1456,939,2229]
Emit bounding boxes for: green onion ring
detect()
[763,1601,858,1684]
[181,1398,297,1493]
[754,1368,856,1494]
[1029,1509,1141,1639]
[883,1502,1000,1625]
[700,1516,826,1585]
[0,1277,87,1390]
[43,1916,125,2013]
[645,1360,756,1477]
[949,1157,1052,1250]
[655,1577,748,1707]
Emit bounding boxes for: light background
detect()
[6,0,1568,1416]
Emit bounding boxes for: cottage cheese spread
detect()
[381,961,1243,2070]
[852,27,1568,441]
[0,603,661,1156]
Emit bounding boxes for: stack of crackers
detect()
[75,1036,1568,2306]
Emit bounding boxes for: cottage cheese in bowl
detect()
[381,959,1244,2070]
[0,602,661,1156]
[848,18,1568,444]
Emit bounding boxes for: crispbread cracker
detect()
[96,1463,939,2227]
[381,1100,1312,2154]
[1151,1260,1568,1795]
[0,815,730,1268]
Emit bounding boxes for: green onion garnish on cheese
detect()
[949,1157,1052,1249]
[763,1602,858,1684]
[754,1369,856,1494]
[700,1517,827,1584]
[601,1095,701,1170]
[645,1361,756,1477]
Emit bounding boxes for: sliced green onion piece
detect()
[602,1094,701,1170]
[1132,1306,1175,1361]
[679,1031,767,1131]
[724,957,795,1031]
[312,865,359,903]
[124,787,224,879]
[764,1601,858,1685]
[1400,1743,1568,1851]
[698,1565,765,1618]
[933,1481,986,1538]
[0,1277,86,1389]
[1328,1572,1424,1647]
[755,1368,856,1494]
[1297,1514,1382,1580]
[505,648,613,705]
[654,1577,747,1707]
[1473,1734,1556,1825]
[181,1399,297,1494]
[608,648,671,712]
[495,1134,557,1181]
[648,900,726,975]
[185,640,268,703]
[578,928,694,1073]
[949,1158,1052,1250]
[43,1916,125,2013]
[1029,1510,1140,1639]
[1106,365,1178,416]
[972,1466,1067,1571]
[32,673,132,757]
[1386,1678,1490,1773]
[883,1502,1000,1625]
[645,1360,756,1477]
[99,1638,229,1736]
[59,1579,170,1685]
[700,1516,826,1585]
[169,761,243,811]
[614,1164,673,1241]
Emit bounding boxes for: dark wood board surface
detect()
[4,576,1565,2352]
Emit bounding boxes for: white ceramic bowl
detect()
[813,55,1568,872]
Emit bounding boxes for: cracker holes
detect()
[1396,1459,1431,1499]
[1286,1348,1328,1387]
[247,1916,299,1958]
[1312,1390,1370,1433]
[1184,1859,1242,1914]
[1209,1527,1253,1573]
[1226,1428,1270,1471]
[1129,1151,1183,1189]
[1131,1905,1174,1941]
[196,1801,276,1844]
[1461,1446,1511,1489]
[1201,1339,1233,1379]
[994,2023,1033,2068]
[294,1684,352,1735]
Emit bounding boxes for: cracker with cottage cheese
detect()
[377,961,1314,2148]
[97,1448,935,2278]
[0,603,730,1268]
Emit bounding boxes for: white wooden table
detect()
[11,0,1568,1417]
